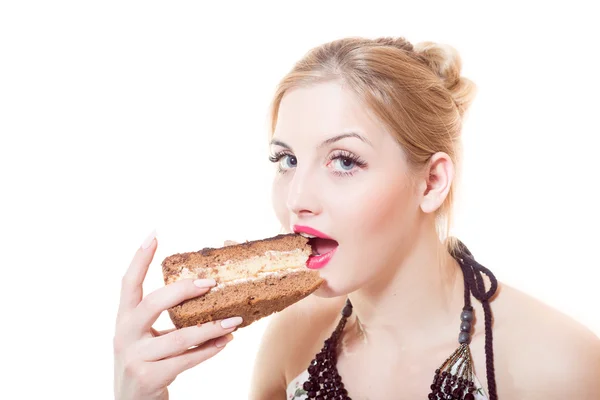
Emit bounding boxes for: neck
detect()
[346,223,464,347]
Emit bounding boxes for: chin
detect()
[312,283,339,298]
[310,272,358,299]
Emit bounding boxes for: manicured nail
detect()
[215,333,233,348]
[220,316,243,329]
[141,229,157,249]
[193,278,216,288]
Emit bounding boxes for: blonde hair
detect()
[268,36,477,254]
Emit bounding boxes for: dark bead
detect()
[464,394,475,400]
[458,331,471,344]
[435,368,441,374]
[428,394,435,400]
[460,321,472,332]
[303,381,313,391]
[342,305,353,317]
[442,371,448,377]
[308,391,316,397]
[308,365,317,375]
[460,310,474,322]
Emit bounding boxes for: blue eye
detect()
[281,154,297,169]
[327,151,366,176]
[332,157,355,171]
[269,152,297,172]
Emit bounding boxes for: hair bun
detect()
[413,41,477,118]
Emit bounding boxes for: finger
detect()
[129,278,217,337]
[157,333,234,377]
[118,230,158,317]
[151,327,176,337]
[223,240,238,246]
[141,317,242,361]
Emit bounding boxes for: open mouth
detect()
[308,237,339,256]
[296,229,339,270]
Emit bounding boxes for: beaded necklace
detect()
[301,239,499,400]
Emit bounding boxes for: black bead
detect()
[460,321,472,332]
[342,305,353,317]
[460,310,474,322]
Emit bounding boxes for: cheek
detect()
[342,176,414,239]
[271,179,289,230]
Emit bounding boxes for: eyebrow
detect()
[270,132,372,150]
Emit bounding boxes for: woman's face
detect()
[271,80,423,297]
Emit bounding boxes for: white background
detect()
[1,1,599,399]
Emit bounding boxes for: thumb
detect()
[223,240,238,247]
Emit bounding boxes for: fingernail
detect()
[193,278,216,288]
[215,333,233,348]
[141,229,157,250]
[220,316,243,329]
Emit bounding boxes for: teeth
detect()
[299,233,317,239]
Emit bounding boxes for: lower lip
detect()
[306,247,337,270]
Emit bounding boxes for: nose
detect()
[286,166,322,217]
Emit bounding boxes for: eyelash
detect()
[268,150,367,177]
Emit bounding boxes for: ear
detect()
[419,152,454,214]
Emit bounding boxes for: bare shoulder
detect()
[248,295,345,400]
[490,282,600,398]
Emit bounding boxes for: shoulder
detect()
[248,295,344,400]
[491,283,600,398]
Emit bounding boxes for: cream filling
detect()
[210,268,301,291]
[172,249,310,284]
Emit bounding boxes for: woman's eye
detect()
[332,157,355,171]
[280,154,297,170]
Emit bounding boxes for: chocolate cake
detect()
[161,233,323,329]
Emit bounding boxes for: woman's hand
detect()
[113,231,243,400]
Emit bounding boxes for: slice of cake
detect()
[161,233,324,329]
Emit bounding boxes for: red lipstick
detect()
[293,225,338,270]
[293,225,333,240]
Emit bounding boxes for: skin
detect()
[248,80,600,399]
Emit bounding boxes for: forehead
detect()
[273,81,389,147]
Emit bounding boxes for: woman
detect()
[113,37,600,399]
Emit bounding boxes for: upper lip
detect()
[293,225,334,240]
